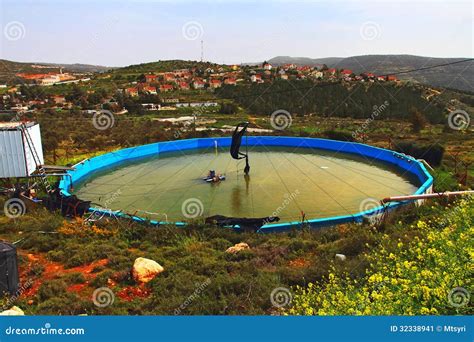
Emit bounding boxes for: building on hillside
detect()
[386,75,398,82]
[160,84,174,92]
[163,73,175,82]
[341,69,353,77]
[209,79,222,88]
[162,98,179,104]
[145,74,157,83]
[143,86,157,95]
[141,103,160,111]
[224,78,237,85]
[51,95,66,105]
[263,62,272,70]
[125,87,139,96]
[250,74,263,83]
[178,82,190,90]
[282,63,297,70]
[39,75,60,85]
[362,72,375,80]
[312,71,323,79]
[193,79,206,89]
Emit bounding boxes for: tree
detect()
[409,107,427,133]
[219,102,238,114]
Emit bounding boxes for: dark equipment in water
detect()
[230,122,250,175]
[205,215,280,232]
[0,241,19,295]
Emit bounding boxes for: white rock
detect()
[132,257,164,283]
[335,253,347,261]
[0,306,25,316]
[226,242,250,254]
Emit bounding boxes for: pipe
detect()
[382,190,474,203]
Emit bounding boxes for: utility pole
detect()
[200,40,204,62]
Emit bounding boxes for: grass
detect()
[1,192,471,315]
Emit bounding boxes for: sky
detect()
[0,0,472,67]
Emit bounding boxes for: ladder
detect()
[19,122,52,194]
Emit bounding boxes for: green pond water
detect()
[74,146,419,222]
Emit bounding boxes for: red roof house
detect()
[160,84,174,92]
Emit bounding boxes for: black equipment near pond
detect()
[0,241,19,296]
[230,122,250,175]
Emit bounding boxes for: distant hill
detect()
[268,55,474,92]
[0,59,111,83]
[268,56,344,68]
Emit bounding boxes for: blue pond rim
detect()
[59,136,434,232]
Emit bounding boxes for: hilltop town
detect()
[1,60,403,115]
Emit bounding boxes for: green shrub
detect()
[289,198,474,315]
[61,272,86,285]
[37,279,68,301]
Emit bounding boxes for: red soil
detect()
[116,285,151,302]
[17,251,153,306]
[19,253,109,297]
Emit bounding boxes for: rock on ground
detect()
[226,242,250,254]
[132,257,164,283]
[0,306,25,316]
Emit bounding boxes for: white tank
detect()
[0,122,44,178]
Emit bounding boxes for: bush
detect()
[393,141,445,166]
[37,279,68,301]
[323,130,355,142]
[61,272,86,285]
[289,198,474,315]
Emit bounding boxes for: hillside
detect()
[268,55,474,92]
[0,59,111,83]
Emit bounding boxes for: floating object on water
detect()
[203,170,226,183]
[203,175,226,183]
